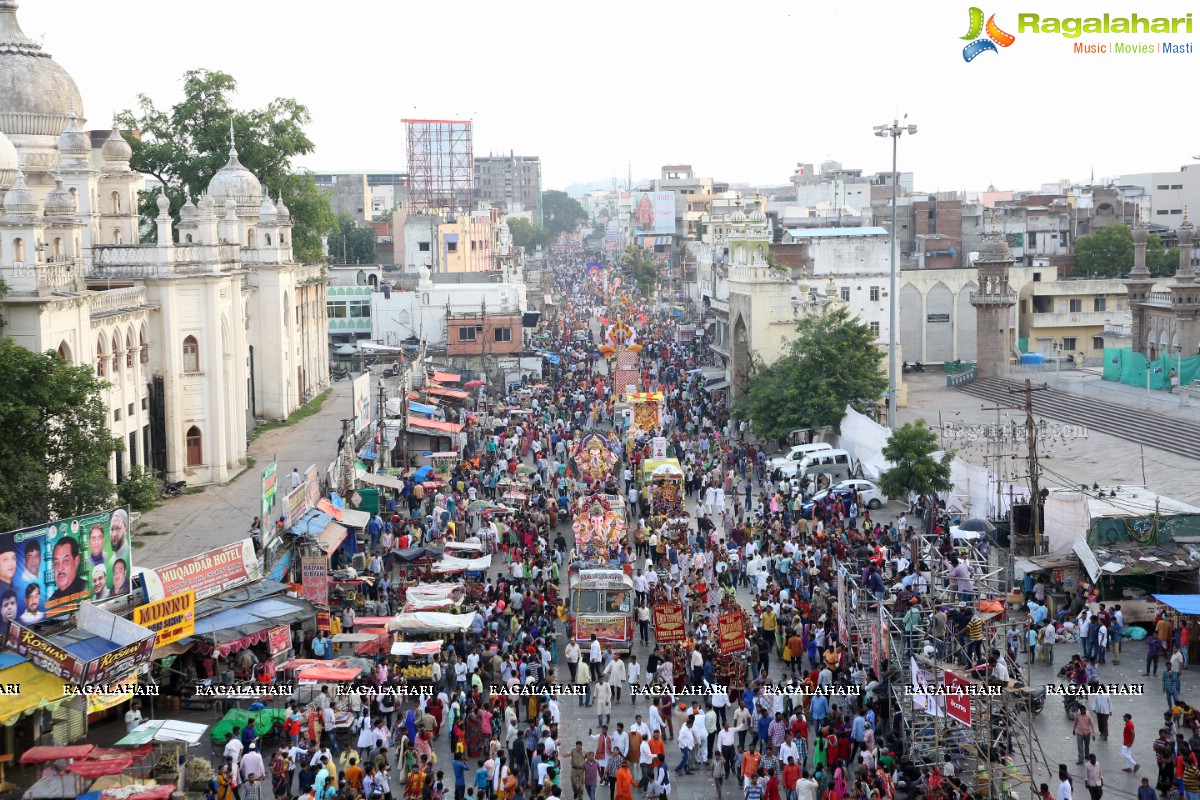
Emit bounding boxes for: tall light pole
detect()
[875,119,917,430]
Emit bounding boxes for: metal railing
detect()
[947,367,979,388]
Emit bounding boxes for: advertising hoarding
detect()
[260,461,278,524]
[353,373,372,434]
[944,671,972,725]
[631,191,675,235]
[0,507,132,626]
[133,590,196,647]
[142,539,260,603]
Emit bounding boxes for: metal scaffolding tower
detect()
[403,119,474,214]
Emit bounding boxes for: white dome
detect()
[207,142,262,211]
[56,111,90,156]
[101,125,132,166]
[44,176,74,215]
[3,169,37,215]
[0,2,85,138]
[275,195,290,220]
[0,126,17,190]
[728,203,746,224]
[257,185,276,221]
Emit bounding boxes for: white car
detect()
[817,479,886,509]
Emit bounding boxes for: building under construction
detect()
[403,119,474,214]
[839,522,1050,798]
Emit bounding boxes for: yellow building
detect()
[439,209,501,273]
[1018,277,1130,362]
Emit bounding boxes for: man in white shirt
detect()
[223,734,243,772]
[589,636,603,675]
[795,771,819,800]
[611,723,630,760]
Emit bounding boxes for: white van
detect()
[769,442,833,476]
[801,449,853,485]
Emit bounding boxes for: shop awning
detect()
[193,597,314,655]
[0,662,70,727]
[67,757,133,778]
[1153,595,1200,615]
[432,371,461,384]
[314,500,371,529]
[357,471,406,491]
[390,640,444,657]
[432,554,492,574]
[386,611,480,633]
[409,401,437,416]
[706,380,730,392]
[240,597,315,627]
[407,417,463,435]
[317,522,348,554]
[116,719,209,747]
[296,666,362,682]
[151,637,195,660]
[21,744,95,764]
[426,386,468,400]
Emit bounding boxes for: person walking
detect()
[1163,665,1182,710]
[1090,687,1111,741]
[1083,754,1102,800]
[1120,714,1140,773]
[1073,706,1096,765]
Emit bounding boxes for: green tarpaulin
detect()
[208,707,288,744]
[1102,347,1200,391]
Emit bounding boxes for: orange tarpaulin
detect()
[407,418,464,434]
[296,666,363,682]
[426,386,469,400]
[431,371,461,384]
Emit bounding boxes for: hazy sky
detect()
[23,0,1200,192]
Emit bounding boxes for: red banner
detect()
[85,635,156,686]
[717,612,745,656]
[301,556,329,608]
[316,612,331,634]
[943,671,972,726]
[268,625,292,656]
[6,623,85,683]
[652,602,685,644]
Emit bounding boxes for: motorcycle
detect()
[330,366,350,382]
[381,364,400,379]
[1030,685,1046,714]
[902,360,926,374]
[161,479,187,498]
[1064,692,1083,719]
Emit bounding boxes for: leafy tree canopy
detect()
[327,212,377,264]
[877,419,953,502]
[1072,224,1178,277]
[117,68,336,264]
[0,338,117,530]
[542,190,589,237]
[508,218,551,251]
[733,305,886,437]
[622,244,658,297]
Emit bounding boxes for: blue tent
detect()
[413,465,433,482]
[1153,595,1200,615]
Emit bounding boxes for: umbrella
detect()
[956,518,997,533]
[515,465,535,476]
[412,465,433,482]
[464,380,485,388]
[468,500,496,511]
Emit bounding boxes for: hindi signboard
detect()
[142,539,260,603]
[652,602,685,644]
[944,670,972,725]
[268,625,292,656]
[717,612,745,656]
[301,556,329,608]
[133,590,196,647]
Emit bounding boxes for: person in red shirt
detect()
[764,769,781,800]
[1121,713,1139,772]
[782,760,800,798]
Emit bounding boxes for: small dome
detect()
[43,176,74,215]
[258,187,277,221]
[728,201,746,224]
[179,197,197,220]
[155,191,170,215]
[56,110,89,156]
[3,169,37,215]
[977,237,1010,261]
[275,195,290,221]
[0,126,17,191]
[101,125,132,166]
[197,193,216,216]
[748,200,766,224]
[207,140,262,211]
[0,1,86,138]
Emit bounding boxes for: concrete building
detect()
[314,172,372,223]
[474,153,541,223]
[1125,218,1200,362]
[392,209,502,276]
[0,0,328,485]
[1117,164,1200,230]
[1018,277,1130,361]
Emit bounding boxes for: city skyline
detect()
[25,0,1200,193]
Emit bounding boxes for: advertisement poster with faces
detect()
[0,507,132,636]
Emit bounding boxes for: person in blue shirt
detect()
[452,755,468,800]
[755,710,771,748]
[810,694,829,732]
[367,515,383,551]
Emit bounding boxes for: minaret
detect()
[970,234,1017,379]
[1124,213,1156,356]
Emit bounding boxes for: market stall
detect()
[207,707,288,746]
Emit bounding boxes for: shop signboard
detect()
[85,634,156,686]
[133,590,196,647]
[87,672,138,713]
[353,373,372,434]
[142,539,260,603]
[301,556,329,608]
[652,602,685,644]
[5,623,85,682]
[268,625,292,656]
[944,670,972,725]
[717,612,745,656]
[0,506,133,622]
[260,461,278,525]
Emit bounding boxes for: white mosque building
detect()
[0,0,329,486]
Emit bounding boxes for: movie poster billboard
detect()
[0,507,132,629]
[353,373,372,434]
[631,192,675,235]
[652,602,685,644]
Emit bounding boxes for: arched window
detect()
[247,229,257,248]
[57,341,71,363]
[13,238,24,263]
[182,335,200,373]
[184,234,193,243]
[126,326,136,369]
[112,229,122,244]
[96,339,106,377]
[139,327,149,364]
[53,237,63,257]
[111,191,121,214]
[111,332,121,373]
[264,233,272,246]
[185,426,202,467]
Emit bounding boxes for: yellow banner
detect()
[87,672,137,713]
[133,590,196,646]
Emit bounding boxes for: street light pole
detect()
[874,119,918,430]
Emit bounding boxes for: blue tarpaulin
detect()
[409,401,437,416]
[63,636,121,660]
[1153,595,1200,615]
[413,465,433,482]
[268,548,292,582]
[287,509,333,536]
[358,443,378,461]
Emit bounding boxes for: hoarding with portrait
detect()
[0,507,132,630]
[631,192,675,235]
[353,373,372,434]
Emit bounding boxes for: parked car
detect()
[832,479,886,509]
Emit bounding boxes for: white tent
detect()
[386,611,480,633]
[432,555,492,574]
[405,584,465,610]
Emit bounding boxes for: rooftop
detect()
[785,226,889,238]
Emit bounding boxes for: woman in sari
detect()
[464,710,484,759]
[405,709,419,744]
[415,728,436,766]
[428,697,443,738]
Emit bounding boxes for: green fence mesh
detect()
[1102,347,1200,390]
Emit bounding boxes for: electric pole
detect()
[339,418,354,498]
[1009,379,1048,554]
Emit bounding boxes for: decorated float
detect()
[571,493,627,564]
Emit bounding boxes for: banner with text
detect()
[301,556,329,608]
[142,539,261,603]
[133,590,196,647]
[652,602,685,644]
[943,670,972,726]
[717,612,746,656]
[268,625,292,656]
[353,373,372,434]
[260,461,278,525]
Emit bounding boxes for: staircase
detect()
[957,377,1200,461]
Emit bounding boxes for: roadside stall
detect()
[207,707,288,747]
[402,584,466,612]
[20,746,93,800]
[390,546,444,582]
[388,640,444,684]
[431,553,492,581]
[113,720,209,796]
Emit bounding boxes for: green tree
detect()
[327,212,377,264]
[542,190,588,237]
[507,218,551,251]
[0,338,118,530]
[622,244,658,296]
[877,419,953,502]
[117,68,336,264]
[376,207,395,223]
[117,465,163,512]
[1072,224,1177,277]
[733,305,887,437]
